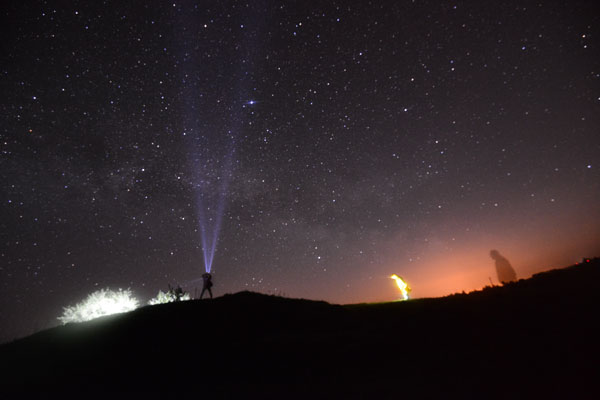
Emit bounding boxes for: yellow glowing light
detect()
[390,274,411,301]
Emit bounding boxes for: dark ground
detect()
[1,259,599,399]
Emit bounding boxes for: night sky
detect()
[2,0,599,341]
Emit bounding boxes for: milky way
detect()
[1,0,599,341]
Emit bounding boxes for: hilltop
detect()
[1,260,599,398]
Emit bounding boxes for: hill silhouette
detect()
[1,260,599,398]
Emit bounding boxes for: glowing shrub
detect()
[390,274,411,301]
[148,290,191,305]
[58,288,139,324]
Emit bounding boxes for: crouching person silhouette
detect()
[201,273,213,299]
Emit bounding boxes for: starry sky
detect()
[2,0,599,341]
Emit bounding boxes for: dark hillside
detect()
[1,260,599,398]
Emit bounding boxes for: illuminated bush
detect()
[58,288,140,324]
[390,274,411,301]
[148,289,191,305]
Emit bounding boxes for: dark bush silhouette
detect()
[490,249,517,284]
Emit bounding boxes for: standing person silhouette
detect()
[490,250,517,284]
[200,273,213,299]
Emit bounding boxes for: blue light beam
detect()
[192,142,236,274]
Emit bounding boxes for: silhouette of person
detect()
[490,250,517,284]
[200,273,213,299]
